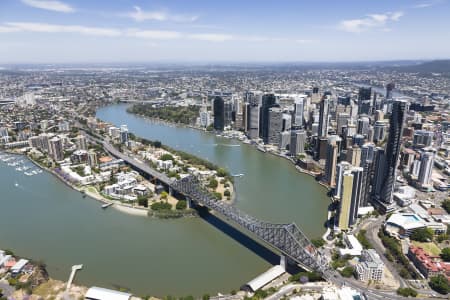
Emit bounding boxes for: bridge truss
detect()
[171,175,328,272]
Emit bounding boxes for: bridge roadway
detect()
[102,141,174,185]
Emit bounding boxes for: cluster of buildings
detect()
[0,250,33,279]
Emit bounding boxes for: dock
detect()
[66,264,83,291]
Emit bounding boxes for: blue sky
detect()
[0,0,449,63]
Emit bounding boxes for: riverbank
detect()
[3,149,152,218]
[128,110,331,194]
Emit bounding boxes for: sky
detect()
[0,0,449,63]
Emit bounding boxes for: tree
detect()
[176,200,187,210]
[410,227,433,242]
[216,168,227,177]
[357,230,373,249]
[429,274,450,294]
[440,247,450,262]
[311,238,325,248]
[224,190,231,197]
[160,154,174,161]
[397,287,418,297]
[137,196,148,207]
[339,266,355,278]
[442,199,450,214]
[208,178,218,189]
[160,191,168,200]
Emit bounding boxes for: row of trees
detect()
[127,104,200,125]
[378,229,419,279]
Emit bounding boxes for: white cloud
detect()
[338,11,404,33]
[0,21,317,46]
[3,22,121,37]
[127,6,198,23]
[127,29,182,40]
[21,0,75,13]
[188,33,233,42]
[413,0,444,8]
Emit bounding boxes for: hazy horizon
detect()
[1,0,450,63]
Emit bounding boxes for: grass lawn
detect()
[411,241,441,256]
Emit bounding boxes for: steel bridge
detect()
[171,175,328,272]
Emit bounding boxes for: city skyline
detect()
[0,0,449,63]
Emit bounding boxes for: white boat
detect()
[24,171,33,176]
[102,203,113,209]
[232,173,244,177]
[257,145,266,153]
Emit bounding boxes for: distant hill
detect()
[389,59,450,75]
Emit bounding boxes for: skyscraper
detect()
[418,151,434,187]
[386,82,395,100]
[294,97,304,127]
[373,120,388,144]
[267,107,283,145]
[260,94,278,143]
[120,125,129,144]
[325,136,340,187]
[378,100,407,209]
[337,170,354,231]
[49,137,64,162]
[318,96,330,137]
[358,87,372,115]
[290,130,307,156]
[213,96,225,131]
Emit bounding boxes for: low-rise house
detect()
[11,259,29,275]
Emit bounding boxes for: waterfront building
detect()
[267,107,283,145]
[0,127,8,143]
[248,103,260,139]
[49,137,64,162]
[290,130,307,156]
[213,96,225,131]
[325,135,340,187]
[337,169,353,231]
[356,249,384,282]
[224,101,233,128]
[260,94,278,143]
[279,131,290,150]
[318,96,330,137]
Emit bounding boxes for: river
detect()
[0,104,329,297]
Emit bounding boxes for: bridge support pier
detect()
[186,197,192,209]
